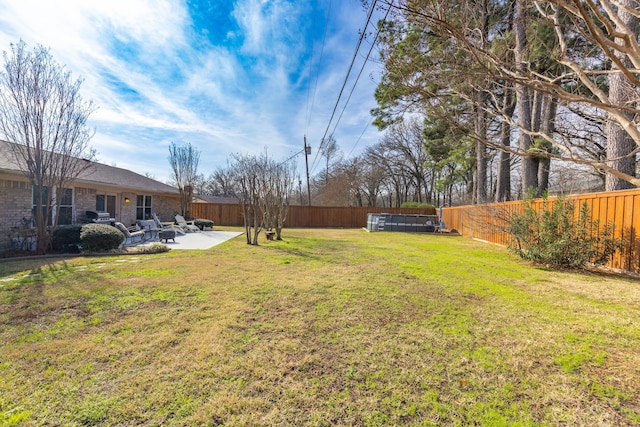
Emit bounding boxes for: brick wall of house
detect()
[120,192,137,226]
[74,187,97,222]
[0,179,181,253]
[116,193,181,226]
[153,195,182,223]
[0,178,32,252]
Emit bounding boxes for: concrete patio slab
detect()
[155,230,242,250]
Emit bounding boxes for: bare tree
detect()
[320,135,340,187]
[192,172,207,195]
[168,142,200,218]
[0,41,96,254]
[360,157,387,206]
[327,156,386,207]
[262,158,296,240]
[228,154,263,245]
[224,153,294,244]
[206,167,236,196]
[385,118,432,203]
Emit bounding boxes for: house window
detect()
[136,195,152,220]
[96,195,105,211]
[96,194,116,217]
[32,186,73,225]
[57,188,73,225]
[32,185,50,226]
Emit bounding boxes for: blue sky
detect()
[0,0,384,183]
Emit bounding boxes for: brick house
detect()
[0,140,181,252]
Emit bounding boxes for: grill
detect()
[85,210,115,224]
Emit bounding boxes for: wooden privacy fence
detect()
[440,188,640,273]
[191,203,436,229]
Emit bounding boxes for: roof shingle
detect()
[0,140,179,195]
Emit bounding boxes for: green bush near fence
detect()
[508,194,623,268]
[400,201,436,209]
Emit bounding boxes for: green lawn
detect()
[1,228,639,426]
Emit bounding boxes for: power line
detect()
[347,119,373,158]
[340,3,391,159]
[279,147,305,166]
[305,0,333,135]
[312,0,376,169]
[303,3,318,132]
[311,0,378,172]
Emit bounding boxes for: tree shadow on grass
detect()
[0,257,72,278]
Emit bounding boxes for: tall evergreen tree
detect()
[605,0,639,191]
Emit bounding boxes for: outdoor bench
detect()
[159,229,176,243]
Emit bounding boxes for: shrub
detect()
[134,243,170,254]
[508,194,623,268]
[400,202,436,210]
[80,224,124,252]
[51,225,83,252]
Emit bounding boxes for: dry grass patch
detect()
[0,228,639,426]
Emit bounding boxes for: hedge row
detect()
[52,224,124,253]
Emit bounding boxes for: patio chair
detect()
[152,213,185,235]
[114,222,146,245]
[175,214,200,233]
[137,219,160,240]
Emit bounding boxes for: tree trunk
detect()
[496,88,515,202]
[537,96,557,195]
[242,203,252,244]
[474,0,490,204]
[475,99,488,204]
[34,182,50,254]
[251,204,260,245]
[606,0,639,191]
[515,0,537,195]
[465,167,474,205]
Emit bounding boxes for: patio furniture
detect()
[194,219,215,230]
[137,219,160,240]
[152,213,185,235]
[114,222,146,245]
[158,229,176,243]
[175,215,200,233]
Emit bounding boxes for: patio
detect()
[139,230,242,250]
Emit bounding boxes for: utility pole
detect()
[298,177,303,206]
[304,135,311,206]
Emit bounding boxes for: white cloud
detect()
[87,0,189,48]
[0,0,383,182]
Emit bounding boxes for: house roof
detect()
[0,139,179,195]
[194,194,238,204]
